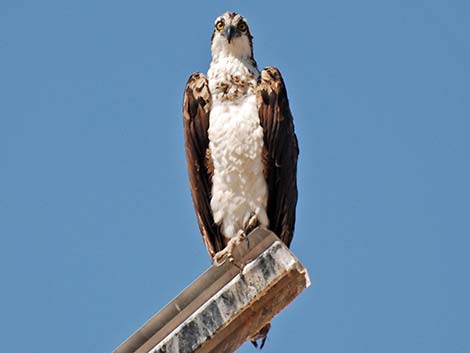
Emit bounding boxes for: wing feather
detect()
[257,67,299,247]
[183,73,225,259]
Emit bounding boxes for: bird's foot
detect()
[213,231,248,269]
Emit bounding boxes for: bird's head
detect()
[211,12,254,60]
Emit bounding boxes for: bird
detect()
[182,12,299,349]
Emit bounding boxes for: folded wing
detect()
[183,73,225,259]
[257,67,299,247]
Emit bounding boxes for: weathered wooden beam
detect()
[113,228,310,353]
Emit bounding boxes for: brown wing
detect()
[183,73,225,259]
[257,67,299,247]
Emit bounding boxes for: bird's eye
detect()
[215,21,224,31]
[237,22,247,32]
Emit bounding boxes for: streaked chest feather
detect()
[208,56,258,102]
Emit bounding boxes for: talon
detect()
[242,231,250,248]
[236,230,249,246]
[213,254,226,266]
[213,247,230,266]
[228,255,243,271]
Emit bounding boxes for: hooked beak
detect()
[224,25,240,43]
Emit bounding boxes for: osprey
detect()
[183,12,299,348]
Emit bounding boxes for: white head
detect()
[211,12,254,60]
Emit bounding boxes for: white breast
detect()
[207,57,268,239]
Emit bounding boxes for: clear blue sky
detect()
[1,1,469,352]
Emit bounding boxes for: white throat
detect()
[211,33,253,60]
